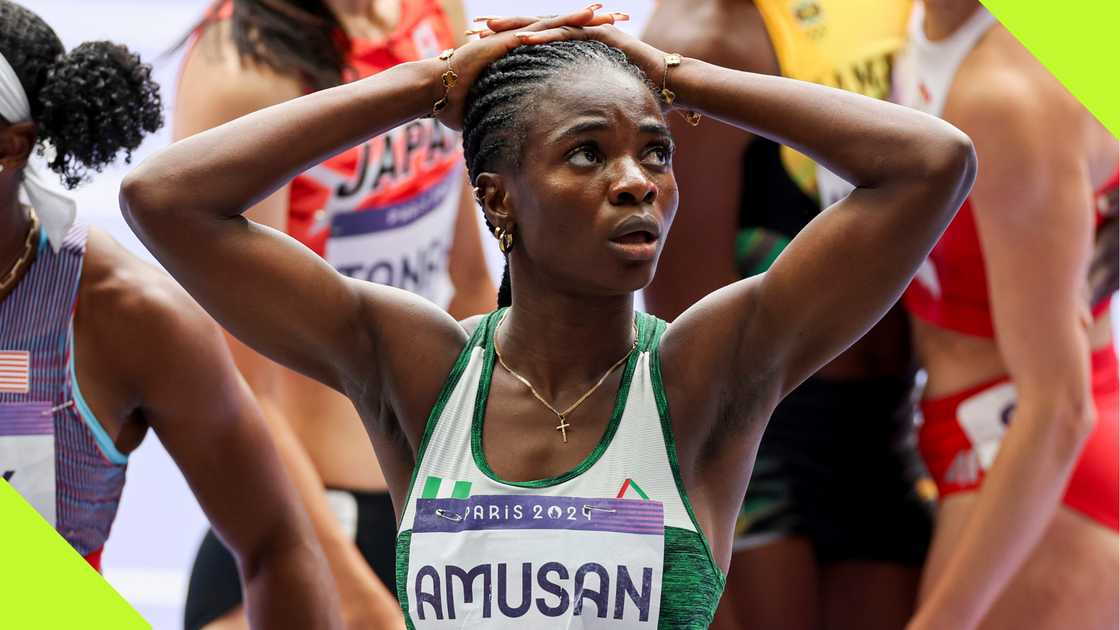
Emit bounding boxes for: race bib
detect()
[325,171,458,308]
[957,382,1017,470]
[408,495,664,628]
[0,401,56,526]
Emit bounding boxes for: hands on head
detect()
[435,5,670,129]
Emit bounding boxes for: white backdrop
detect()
[29,2,654,627]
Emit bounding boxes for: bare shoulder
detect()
[945,30,1084,209]
[948,26,1078,140]
[658,274,774,427]
[643,0,778,76]
[79,229,224,369]
[175,19,303,136]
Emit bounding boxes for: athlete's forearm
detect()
[262,402,403,626]
[240,531,344,630]
[910,396,1094,630]
[124,58,443,221]
[672,57,973,197]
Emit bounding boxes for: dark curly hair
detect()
[461,40,656,307]
[0,0,163,189]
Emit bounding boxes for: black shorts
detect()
[183,488,397,630]
[735,376,935,566]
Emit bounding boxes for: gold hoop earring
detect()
[495,226,515,255]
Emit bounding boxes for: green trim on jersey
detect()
[396,530,415,630]
[395,310,726,629]
[469,308,649,488]
[394,319,487,626]
[647,315,727,619]
[397,319,487,519]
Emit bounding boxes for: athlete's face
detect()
[482,68,678,298]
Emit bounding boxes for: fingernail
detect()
[464,28,487,36]
[472,15,500,22]
[611,11,630,21]
[514,32,533,38]
[586,3,604,11]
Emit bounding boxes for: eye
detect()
[643,143,673,167]
[567,143,601,167]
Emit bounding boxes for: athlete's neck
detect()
[0,179,36,300]
[923,0,982,41]
[499,268,637,401]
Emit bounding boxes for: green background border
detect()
[981,0,1119,137]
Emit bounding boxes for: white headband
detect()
[0,51,76,252]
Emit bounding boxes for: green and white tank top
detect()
[396,309,725,629]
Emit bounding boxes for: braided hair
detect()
[461,40,655,307]
[0,1,162,189]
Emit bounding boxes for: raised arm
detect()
[907,72,1103,630]
[173,30,404,627]
[121,54,456,400]
[512,25,974,406]
[663,56,976,399]
[121,12,620,438]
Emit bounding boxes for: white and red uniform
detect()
[895,4,1119,530]
[200,0,464,308]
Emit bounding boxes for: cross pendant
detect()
[555,415,571,443]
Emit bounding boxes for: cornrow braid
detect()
[460,40,655,307]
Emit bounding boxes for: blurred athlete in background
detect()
[175,1,493,629]
[0,2,337,628]
[894,2,1118,629]
[643,2,931,629]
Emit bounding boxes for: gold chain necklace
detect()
[0,210,39,292]
[493,312,637,443]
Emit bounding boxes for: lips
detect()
[607,214,661,262]
[609,214,661,241]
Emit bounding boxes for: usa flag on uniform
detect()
[0,351,29,394]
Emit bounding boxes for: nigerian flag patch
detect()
[420,475,472,500]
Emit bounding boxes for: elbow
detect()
[1020,389,1097,459]
[118,165,165,233]
[1058,395,1097,448]
[923,122,978,206]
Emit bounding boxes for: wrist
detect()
[666,55,703,111]
[657,54,703,126]
[397,57,450,119]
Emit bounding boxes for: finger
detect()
[514,26,590,46]
[479,16,540,33]
[536,5,601,29]
[586,12,628,26]
[479,3,601,33]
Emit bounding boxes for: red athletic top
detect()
[287,0,461,258]
[190,0,464,307]
[904,171,1118,338]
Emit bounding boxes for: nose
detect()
[608,158,658,206]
